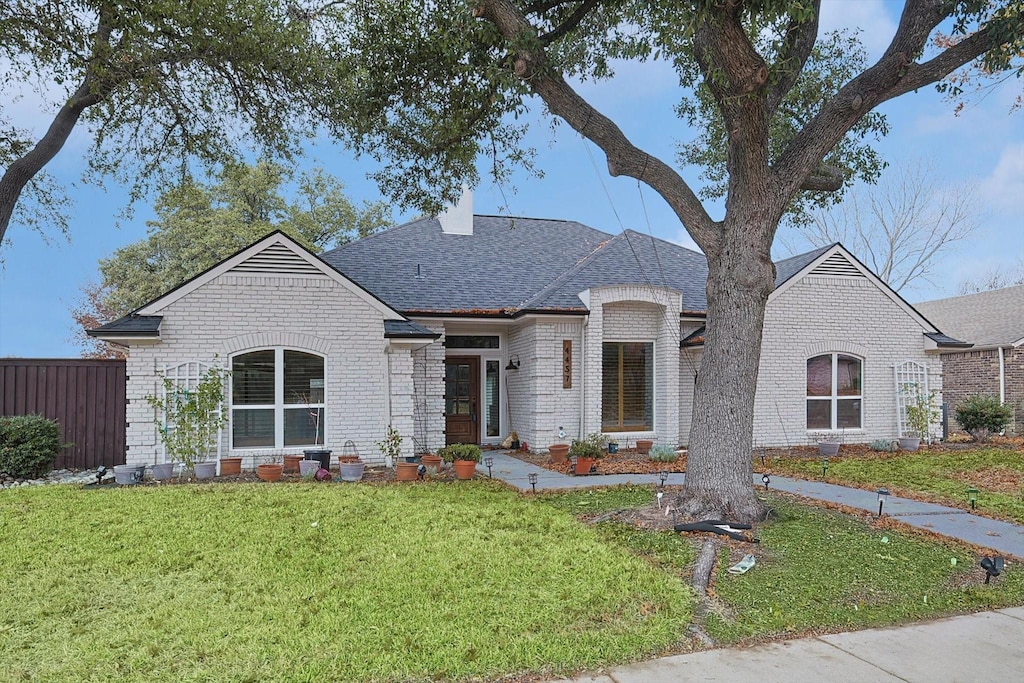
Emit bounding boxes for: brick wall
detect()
[124,270,415,469]
[940,347,1023,435]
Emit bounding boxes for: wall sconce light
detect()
[877,487,890,516]
[967,487,979,510]
[527,471,538,494]
[484,456,494,478]
[505,354,520,371]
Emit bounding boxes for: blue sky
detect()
[1,0,1022,358]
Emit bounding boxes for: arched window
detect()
[807,354,862,430]
[231,349,325,448]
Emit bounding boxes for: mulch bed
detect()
[512,448,687,475]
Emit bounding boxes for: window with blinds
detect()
[231,349,325,448]
[602,342,654,431]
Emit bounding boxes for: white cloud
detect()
[979,143,1024,213]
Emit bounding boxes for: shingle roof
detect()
[774,243,836,285]
[384,320,441,338]
[916,284,1024,347]
[86,315,162,337]
[923,332,973,348]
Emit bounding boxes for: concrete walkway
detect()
[483,452,1024,682]
[487,452,1024,559]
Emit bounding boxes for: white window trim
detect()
[602,339,656,433]
[806,353,863,431]
[230,347,326,450]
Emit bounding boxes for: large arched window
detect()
[231,349,325,448]
[807,354,862,430]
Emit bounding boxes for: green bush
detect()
[956,395,1013,441]
[568,432,606,459]
[0,415,65,478]
[869,439,898,452]
[649,444,679,462]
[438,443,482,463]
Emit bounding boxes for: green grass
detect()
[0,481,693,682]
[766,448,1024,524]
[541,487,1024,645]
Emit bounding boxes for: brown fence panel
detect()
[0,359,126,470]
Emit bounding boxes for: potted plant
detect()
[569,432,605,475]
[145,365,228,480]
[903,385,939,451]
[439,443,482,479]
[379,425,415,480]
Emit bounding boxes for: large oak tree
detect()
[325,0,1023,521]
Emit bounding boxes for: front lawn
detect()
[0,482,693,682]
[764,447,1024,524]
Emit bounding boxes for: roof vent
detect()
[811,252,863,278]
[438,186,473,236]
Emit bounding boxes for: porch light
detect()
[877,488,890,516]
[821,457,829,476]
[967,487,979,510]
[762,473,770,490]
[505,354,520,371]
[658,470,668,488]
[527,471,538,494]
[484,456,494,478]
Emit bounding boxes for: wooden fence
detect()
[0,358,127,470]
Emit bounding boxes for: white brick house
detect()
[90,195,961,468]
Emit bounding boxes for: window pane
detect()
[807,400,831,430]
[446,335,499,349]
[485,360,499,437]
[837,399,861,428]
[806,355,832,397]
[233,351,275,405]
[601,344,620,428]
[837,355,861,396]
[285,407,324,446]
[232,408,274,447]
[284,351,324,404]
[602,342,653,430]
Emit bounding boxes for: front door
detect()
[445,356,479,445]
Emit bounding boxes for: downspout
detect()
[579,316,588,439]
[384,342,393,427]
[998,346,1006,405]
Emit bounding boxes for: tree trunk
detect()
[677,218,776,523]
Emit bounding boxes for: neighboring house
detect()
[917,285,1024,435]
[89,191,959,469]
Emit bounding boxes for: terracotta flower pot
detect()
[220,457,242,476]
[283,454,303,473]
[574,457,595,475]
[636,439,653,455]
[548,444,570,462]
[453,459,477,480]
[421,454,443,474]
[395,461,420,481]
[256,464,283,482]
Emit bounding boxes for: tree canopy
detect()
[71,161,390,357]
[324,0,1023,521]
[0,0,351,244]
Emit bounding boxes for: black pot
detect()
[303,449,332,470]
[510,439,520,450]
[404,455,422,464]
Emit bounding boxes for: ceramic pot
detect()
[421,454,442,474]
[150,462,175,480]
[395,461,419,481]
[340,460,365,482]
[607,442,619,454]
[283,454,303,473]
[256,464,283,482]
[818,442,840,457]
[453,460,477,480]
[303,449,332,470]
[220,457,242,476]
[636,440,654,455]
[548,444,570,462]
[113,464,144,485]
[193,461,217,479]
[899,437,921,451]
[299,459,321,477]
[574,457,595,475]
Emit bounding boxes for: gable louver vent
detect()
[230,243,323,276]
[810,252,863,278]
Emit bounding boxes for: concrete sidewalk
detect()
[556,607,1024,682]
[486,452,1024,559]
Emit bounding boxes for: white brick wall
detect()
[410,323,446,453]
[124,271,417,468]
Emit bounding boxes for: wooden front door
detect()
[445,356,479,445]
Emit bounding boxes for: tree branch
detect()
[539,0,600,45]
[475,0,719,251]
[766,0,822,116]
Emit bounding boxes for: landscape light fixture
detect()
[484,456,494,478]
[528,472,538,494]
[980,556,1004,584]
[569,455,578,475]
[95,465,107,486]
[877,487,890,517]
[967,487,979,510]
[821,457,829,476]
[762,473,770,491]
[659,470,669,488]
[505,354,520,371]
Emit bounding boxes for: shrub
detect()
[956,395,1013,442]
[869,439,898,452]
[569,432,606,459]
[649,444,679,463]
[438,443,482,463]
[0,415,65,478]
